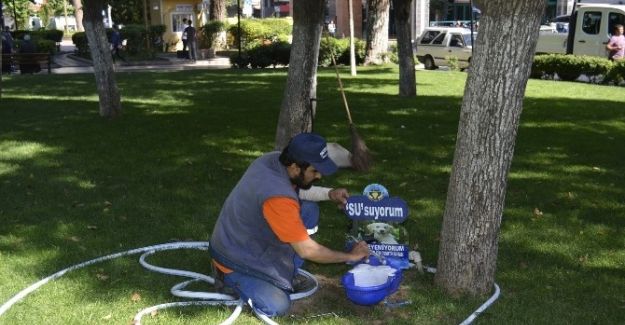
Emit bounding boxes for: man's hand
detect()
[291,238,369,264]
[328,188,349,209]
[348,241,370,262]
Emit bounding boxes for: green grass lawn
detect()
[1,67,624,324]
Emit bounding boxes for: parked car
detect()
[415,27,475,70]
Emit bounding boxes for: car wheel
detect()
[424,56,436,70]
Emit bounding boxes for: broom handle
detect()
[331,54,354,125]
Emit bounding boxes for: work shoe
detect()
[212,266,239,298]
[292,272,316,293]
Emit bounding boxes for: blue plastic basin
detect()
[341,267,402,306]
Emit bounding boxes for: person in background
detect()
[328,20,336,37]
[2,26,13,52]
[606,24,625,61]
[184,20,197,62]
[18,34,41,74]
[110,25,125,62]
[2,33,14,73]
[181,18,188,56]
[209,132,369,319]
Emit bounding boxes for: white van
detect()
[415,27,475,70]
[536,4,625,57]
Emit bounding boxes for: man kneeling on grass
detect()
[209,132,370,318]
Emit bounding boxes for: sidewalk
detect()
[50,39,231,74]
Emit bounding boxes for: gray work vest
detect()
[210,152,299,291]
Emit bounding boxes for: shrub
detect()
[531,54,551,79]
[34,39,57,54]
[240,40,291,68]
[228,20,268,49]
[72,32,89,55]
[554,55,583,81]
[149,25,166,51]
[318,37,366,67]
[227,18,291,48]
[531,54,617,83]
[388,44,399,64]
[201,20,227,49]
[120,24,147,55]
[532,54,580,80]
[41,29,63,43]
[271,40,291,66]
[230,53,250,69]
[337,38,366,65]
[445,55,460,71]
[11,30,30,41]
[259,18,292,39]
[606,60,625,84]
[248,44,274,68]
[318,36,348,67]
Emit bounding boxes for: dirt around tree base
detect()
[288,273,415,323]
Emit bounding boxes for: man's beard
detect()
[291,169,316,190]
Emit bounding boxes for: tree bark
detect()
[364,0,390,65]
[393,0,415,97]
[274,0,325,150]
[83,0,122,118]
[209,0,227,49]
[72,0,84,32]
[435,0,546,296]
[209,0,226,20]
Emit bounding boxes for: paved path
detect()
[49,39,231,74]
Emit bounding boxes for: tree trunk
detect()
[209,0,226,20]
[83,0,122,118]
[393,0,415,97]
[274,0,325,150]
[72,0,84,32]
[364,0,390,65]
[434,0,546,296]
[209,0,227,49]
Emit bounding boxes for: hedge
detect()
[13,39,57,54]
[227,18,292,49]
[231,36,367,69]
[72,25,166,57]
[531,54,623,84]
[201,20,228,49]
[606,60,625,84]
[11,29,63,53]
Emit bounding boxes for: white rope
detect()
[0,241,211,317]
[0,241,319,325]
[0,241,499,325]
[423,266,501,325]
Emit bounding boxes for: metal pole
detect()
[237,0,241,61]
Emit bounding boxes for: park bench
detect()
[1,53,52,74]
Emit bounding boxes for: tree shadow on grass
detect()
[1,70,624,324]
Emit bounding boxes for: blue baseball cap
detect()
[288,133,338,176]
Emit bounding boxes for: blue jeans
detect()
[222,200,319,317]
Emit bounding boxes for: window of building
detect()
[172,13,194,33]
